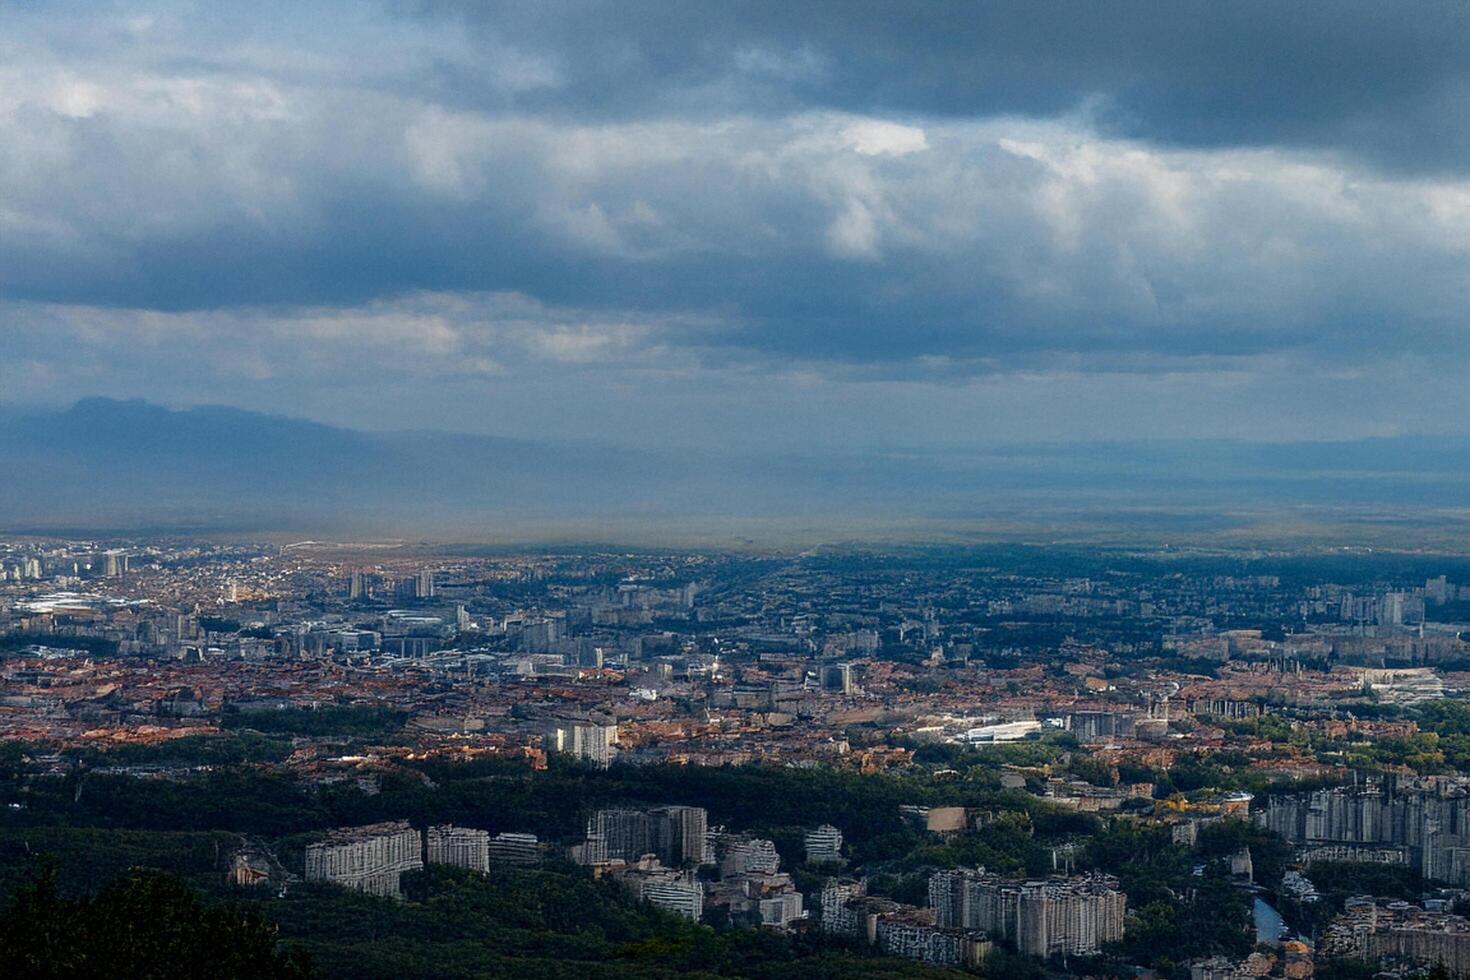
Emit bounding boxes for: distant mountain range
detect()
[2,398,1469,543]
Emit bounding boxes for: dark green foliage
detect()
[7,756,921,844]
[1061,756,1116,788]
[863,871,931,905]
[1082,823,1188,906]
[266,866,965,980]
[28,768,331,836]
[0,750,1298,977]
[0,633,119,656]
[0,864,312,979]
[1196,818,1293,888]
[1413,699,1470,773]
[0,741,23,790]
[1313,959,1378,980]
[896,815,1051,877]
[69,733,293,768]
[1305,860,1422,909]
[0,827,242,897]
[1080,823,1256,969]
[978,947,1047,980]
[1110,866,1251,971]
[221,704,409,738]
[1163,757,1231,793]
[1115,761,1156,786]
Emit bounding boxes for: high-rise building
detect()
[305,821,423,898]
[568,833,608,866]
[588,805,709,867]
[1258,776,1470,885]
[426,824,490,873]
[651,805,708,867]
[1381,592,1406,626]
[488,832,540,867]
[591,809,653,862]
[821,878,989,968]
[417,569,435,599]
[546,722,618,768]
[820,879,868,937]
[349,570,366,599]
[758,892,806,929]
[928,870,1126,958]
[519,619,560,651]
[103,549,127,578]
[638,875,704,920]
[804,824,844,864]
[1321,897,1470,975]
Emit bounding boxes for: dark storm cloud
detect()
[419,0,1470,174]
[2,90,1467,372]
[3,1,1470,445]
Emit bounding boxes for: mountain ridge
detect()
[3,398,1470,541]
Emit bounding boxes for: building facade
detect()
[426,824,490,873]
[929,869,1126,958]
[305,820,423,898]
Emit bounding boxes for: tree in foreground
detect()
[0,863,312,980]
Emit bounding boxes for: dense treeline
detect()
[801,545,1470,591]
[0,855,971,980]
[0,827,244,898]
[0,633,120,656]
[72,733,295,768]
[270,865,968,980]
[0,865,312,979]
[4,754,1094,861]
[0,751,1288,978]
[221,704,410,739]
[1077,822,1257,975]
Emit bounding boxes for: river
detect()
[1253,896,1286,944]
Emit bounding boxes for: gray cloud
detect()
[419,0,1470,173]
[2,1,1469,448]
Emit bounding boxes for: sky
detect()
[3,1,1470,453]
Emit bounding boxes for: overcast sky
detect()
[3,1,1470,451]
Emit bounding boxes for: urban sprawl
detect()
[7,539,1470,978]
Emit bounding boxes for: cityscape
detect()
[7,539,1470,976]
[6,2,1470,979]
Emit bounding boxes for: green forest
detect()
[0,746,1282,979]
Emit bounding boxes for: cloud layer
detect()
[3,1,1469,447]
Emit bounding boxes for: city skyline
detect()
[8,6,1470,978]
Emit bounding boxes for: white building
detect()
[929,869,1126,958]
[644,879,704,920]
[426,824,490,873]
[488,832,540,867]
[719,835,780,876]
[804,824,844,864]
[546,722,619,768]
[306,821,423,898]
[759,891,806,929]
